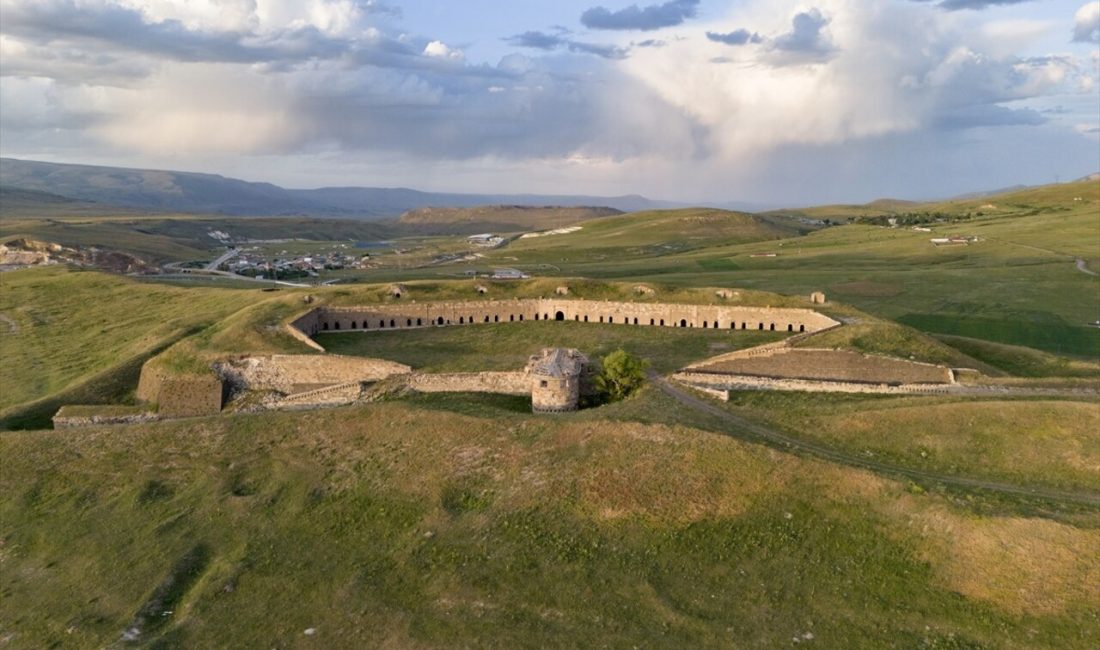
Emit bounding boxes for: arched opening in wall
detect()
[437,317,445,326]
[460,317,465,324]
[609,316,614,324]
[730,322,736,329]
[556,311,565,321]
[758,323,764,330]
[649,318,655,325]
[494,315,499,322]
[335,321,341,330]
[469,316,473,324]
[770,323,775,331]
[534,313,539,321]
[660,319,665,326]
[799,324,806,333]
[519,315,524,321]
[390,319,396,328]
[407,319,412,327]
[485,316,490,323]
[544,313,550,320]
[322,322,329,330]
[599,316,604,323]
[741,322,747,330]
[379,320,385,328]
[351,321,357,329]
[363,321,369,329]
[703,321,708,328]
[787,324,793,332]
[680,319,687,328]
[584,315,588,322]
[510,315,514,322]
[574,315,579,321]
[417,318,423,326]
[633,317,639,325]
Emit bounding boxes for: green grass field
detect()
[317,321,785,373]
[3,401,1097,648]
[0,267,265,414]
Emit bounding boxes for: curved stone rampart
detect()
[289,299,839,342]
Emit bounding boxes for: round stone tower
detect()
[527,348,587,413]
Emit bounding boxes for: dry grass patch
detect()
[812,401,1100,491]
[897,503,1100,616]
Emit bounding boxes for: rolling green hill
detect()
[495,208,805,260]
[3,397,1098,648]
[397,205,622,233]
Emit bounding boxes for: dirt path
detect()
[1076,258,1099,277]
[652,373,1100,507]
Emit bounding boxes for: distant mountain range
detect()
[0,158,675,219]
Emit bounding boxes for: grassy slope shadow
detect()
[119,543,211,646]
[0,328,202,431]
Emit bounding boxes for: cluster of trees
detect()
[858,211,979,227]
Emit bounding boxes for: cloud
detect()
[506,31,567,50]
[622,0,1092,160]
[706,29,763,46]
[505,30,629,59]
[770,9,834,62]
[1074,2,1100,43]
[581,0,700,31]
[423,40,464,61]
[0,0,351,66]
[910,0,1035,10]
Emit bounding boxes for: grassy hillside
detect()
[3,399,1098,648]
[506,205,1098,357]
[0,215,399,264]
[398,205,622,232]
[720,391,1100,493]
[0,267,265,414]
[496,208,803,259]
[770,178,1099,224]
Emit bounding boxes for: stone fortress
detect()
[53,288,984,427]
[290,298,839,341]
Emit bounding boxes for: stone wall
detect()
[216,354,411,394]
[690,348,954,385]
[406,371,530,396]
[672,372,958,396]
[53,408,160,429]
[295,298,839,340]
[136,362,224,417]
[287,310,326,351]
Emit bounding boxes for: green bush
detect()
[594,349,648,403]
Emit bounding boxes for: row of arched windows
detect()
[319,313,806,334]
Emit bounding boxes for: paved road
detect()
[652,374,1100,507]
[204,248,239,271]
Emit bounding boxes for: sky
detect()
[1,0,1098,205]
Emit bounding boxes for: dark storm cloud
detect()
[505,30,568,50]
[505,30,629,59]
[705,29,763,46]
[580,0,700,31]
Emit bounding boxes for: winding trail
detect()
[651,373,1100,507]
[1076,258,1099,277]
